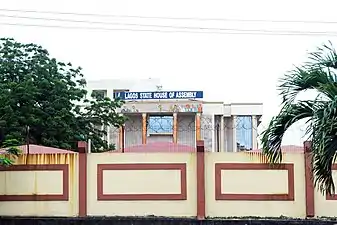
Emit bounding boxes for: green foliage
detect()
[0,138,21,166]
[261,41,337,195]
[0,38,126,153]
[108,143,116,151]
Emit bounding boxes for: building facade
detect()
[86,78,162,98]
[87,79,262,152]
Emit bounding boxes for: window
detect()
[236,116,253,151]
[92,90,107,99]
[148,116,173,134]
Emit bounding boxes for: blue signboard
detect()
[114,91,203,100]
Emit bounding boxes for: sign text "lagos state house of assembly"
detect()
[114,91,203,100]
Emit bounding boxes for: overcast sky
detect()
[2,0,337,146]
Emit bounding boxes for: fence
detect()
[0,141,335,218]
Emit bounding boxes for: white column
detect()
[211,114,215,152]
[88,139,92,153]
[220,116,225,152]
[252,115,258,150]
[232,116,237,152]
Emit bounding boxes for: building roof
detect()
[111,142,196,153]
[0,144,76,154]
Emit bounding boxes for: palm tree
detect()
[261,42,337,195]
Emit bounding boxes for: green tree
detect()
[0,138,21,166]
[261,41,337,195]
[0,38,125,153]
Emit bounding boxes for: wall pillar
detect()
[196,140,205,220]
[252,115,258,150]
[220,116,225,152]
[196,113,201,141]
[304,141,315,217]
[173,113,178,143]
[142,113,147,144]
[119,125,125,152]
[232,116,237,152]
[78,141,87,217]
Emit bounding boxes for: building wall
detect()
[225,103,263,116]
[201,115,213,151]
[122,114,196,147]
[177,114,195,147]
[147,135,173,143]
[224,117,234,152]
[124,115,142,148]
[87,78,162,99]
[205,152,306,218]
[0,154,78,217]
[213,115,222,152]
[113,113,258,152]
[108,126,120,149]
[0,151,336,218]
[87,153,197,217]
[314,164,337,217]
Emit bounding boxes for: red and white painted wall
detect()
[0,141,335,218]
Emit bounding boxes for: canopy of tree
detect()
[0,37,125,160]
[261,42,337,195]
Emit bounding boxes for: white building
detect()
[86,78,162,98]
[87,79,262,152]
